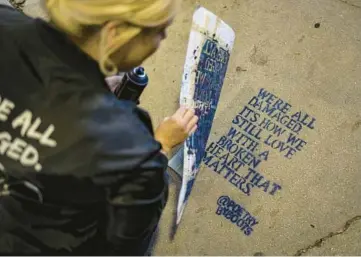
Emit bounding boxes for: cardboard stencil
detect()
[175,7,235,226]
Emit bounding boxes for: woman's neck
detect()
[69,33,100,62]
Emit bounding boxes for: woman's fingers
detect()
[189,125,198,135]
[171,107,198,133]
[183,108,196,123]
[173,106,187,118]
[186,115,199,132]
[105,75,123,92]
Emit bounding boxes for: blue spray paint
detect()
[215,195,259,236]
[183,39,230,203]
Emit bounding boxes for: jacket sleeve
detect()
[83,98,169,255]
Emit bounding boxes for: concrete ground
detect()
[2,0,361,255]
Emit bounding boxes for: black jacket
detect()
[0,6,168,255]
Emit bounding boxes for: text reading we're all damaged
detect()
[0,95,57,172]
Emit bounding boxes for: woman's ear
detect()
[101,21,120,47]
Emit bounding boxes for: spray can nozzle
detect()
[114,66,149,104]
[135,67,145,76]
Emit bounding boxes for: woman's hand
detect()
[105,74,125,92]
[155,107,198,155]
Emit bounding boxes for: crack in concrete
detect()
[337,0,361,9]
[294,215,361,256]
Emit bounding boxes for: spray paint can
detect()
[114,67,149,104]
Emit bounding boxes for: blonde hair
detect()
[45,0,179,75]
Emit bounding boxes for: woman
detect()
[0,0,197,255]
